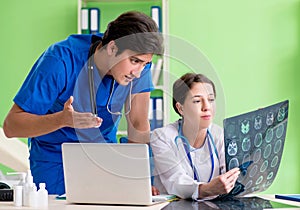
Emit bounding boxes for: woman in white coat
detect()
[150,73,240,200]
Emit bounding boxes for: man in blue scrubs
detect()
[3,11,163,195]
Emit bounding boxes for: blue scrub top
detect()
[14,34,154,164]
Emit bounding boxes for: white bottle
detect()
[28,184,38,208]
[37,183,48,208]
[13,185,23,207]
[23,169,34,206]
[6,172,26,206]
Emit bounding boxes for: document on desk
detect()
[220,100,289,198]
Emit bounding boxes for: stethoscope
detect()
[174,120,220,182]
[87,38,132,116]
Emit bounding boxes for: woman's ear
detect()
[106,41,118,56]
[176,102,184,116]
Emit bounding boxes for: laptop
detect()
[62,142,169,205]
[219,100,289,198]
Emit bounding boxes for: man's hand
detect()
[63,96,102,129]
[152,186,160,196]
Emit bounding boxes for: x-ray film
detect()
[221,100,289,198]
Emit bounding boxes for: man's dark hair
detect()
[101,11,163,55]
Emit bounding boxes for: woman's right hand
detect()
[198,167,240,199]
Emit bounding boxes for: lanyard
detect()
[174,120,220,182]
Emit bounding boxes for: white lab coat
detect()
[150,120,226,200]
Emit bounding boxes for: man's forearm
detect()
[127,120,150,144]
[4,110,64,138]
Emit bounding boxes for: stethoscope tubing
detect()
[87,49,132,116]
[88,57,98,116]
[174,120,220,182]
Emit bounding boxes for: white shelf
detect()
[82,0,159,3]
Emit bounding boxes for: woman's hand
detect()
[198,167,240,198]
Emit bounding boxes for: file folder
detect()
[148,97,154,121]
[152,58,163,86]
[81,8,89,34]
[89,8,100,34]
[151,6,162,32]
[155,97,163,128]
[149,97,163,130]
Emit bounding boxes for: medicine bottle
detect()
[28,184,38,208]
[37,183,48,208]
[13,185,23,207]
[23,169,34,206]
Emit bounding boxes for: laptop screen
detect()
[221,100,289,197]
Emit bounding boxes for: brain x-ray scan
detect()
[221,100,289,198]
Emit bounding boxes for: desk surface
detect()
[0,195,169,210]
[259,194,300,209]
[162,195,300,210]
[0,195,299,210]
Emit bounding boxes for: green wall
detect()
[169,0,300,194]
[0,0,77,171]
[0,0,77,124]
[1,0,299,194]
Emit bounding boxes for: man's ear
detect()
[106,41,118,56]
[176,102,184,116]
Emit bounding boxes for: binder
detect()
[89,8,100,34]
[149,97,154,130]
[148,97,154,120]
[151,6,162,32]
[81,8,90,34]
[152,58,163,86]
[155,97,163,128]
[149,97,163,130]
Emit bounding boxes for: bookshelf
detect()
[77,0,170,136]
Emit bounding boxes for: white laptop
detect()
[62,142,171,205]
